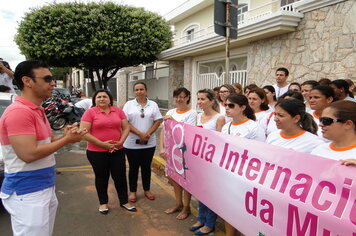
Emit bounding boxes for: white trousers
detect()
[2,187,58,236]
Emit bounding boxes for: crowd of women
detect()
[79,76,355,236]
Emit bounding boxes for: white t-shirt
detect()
[308,110,330,143]
[311,143,356,161]
[273,83,290,99]
[165,108,197,126]
[258,111,278,138]
[74,98,92,110]
[0,72,15,93]
[222,119,265,141]
[266,130,324,153]
[255,110,268,122]
[123,98,162,149]
[197,113,223,131]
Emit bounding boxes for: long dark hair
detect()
[197,89,219,112]
[276,98,318,134]
[226,94,256,121]
[92,89,114,107]
[263,85,277,101]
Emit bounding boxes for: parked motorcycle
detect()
[50,104,84,130]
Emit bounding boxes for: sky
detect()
[0,0,187,69]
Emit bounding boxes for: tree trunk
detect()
[89,69,96,92]
[95,69,103,89]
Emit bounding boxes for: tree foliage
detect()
[15,2,172,89]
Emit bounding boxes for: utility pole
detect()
[225,0,231,84]
[214,0,238,84]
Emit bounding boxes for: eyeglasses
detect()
[219,90,230,94]
[140,108,145,118]
[224,103,235,109]
[31,75,55,83]
[319,117,345,126]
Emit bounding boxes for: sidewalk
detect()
[152,155,229,236]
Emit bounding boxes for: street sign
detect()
[214,0,238,39]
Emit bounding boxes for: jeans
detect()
[197,201,217,228]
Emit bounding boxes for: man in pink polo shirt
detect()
[0,60,87,236]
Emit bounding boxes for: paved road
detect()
[0,142,226,236]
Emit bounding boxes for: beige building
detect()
[159,0,355,108]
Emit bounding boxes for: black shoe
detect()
[99,208,109,215]
[120,204,137,212]
[194,227,214,235]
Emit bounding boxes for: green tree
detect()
[15,2,172,90]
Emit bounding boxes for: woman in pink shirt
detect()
[80,89,136,214]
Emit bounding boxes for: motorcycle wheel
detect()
[51,117,68,130]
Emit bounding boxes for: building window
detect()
[215,65,224,77]
[186,29,194,41]
[182,24,199,42]
[281,0,299,6]
[230,64,238,71]
[238,4,248,23]
[145,65,154,79]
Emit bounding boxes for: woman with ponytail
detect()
[266,98,323,153]
[222,94,264,141]
[221,93,263,236]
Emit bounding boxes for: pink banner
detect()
[164,120,356,236]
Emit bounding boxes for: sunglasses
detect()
[319,117,345,126]
[32,75,55,83]
[140,108,145,118]
[224,103,235,109]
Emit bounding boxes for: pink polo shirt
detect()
[81,106,127,152]
[0,96,55,195]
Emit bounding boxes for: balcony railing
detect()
[196,70,248,92]
[173,0,300,47]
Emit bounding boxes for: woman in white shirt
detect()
[123,82,162,202]
[160,87,197,220]
[248,87,270,122]
[308,85,335,141]
[190,89,225,235]
[259,90,305,139]
[222,94,264,141]
[266,98,323,153]
[311,100,356,165]
[221,94,262,236]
